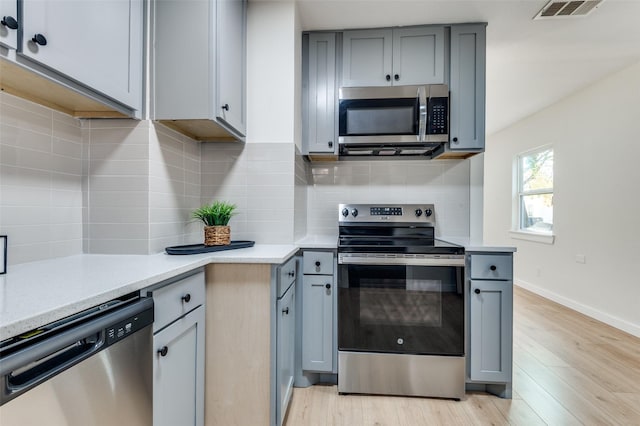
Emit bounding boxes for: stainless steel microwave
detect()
[338,84,449,157]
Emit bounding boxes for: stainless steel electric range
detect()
[337,203,466,400]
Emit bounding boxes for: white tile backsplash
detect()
[306,159,471,237]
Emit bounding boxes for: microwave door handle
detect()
[418,86,427,142]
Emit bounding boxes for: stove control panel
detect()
[339,203,436,225]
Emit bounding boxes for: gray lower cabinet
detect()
[302,274,334,372]
[153,0,247,141]
[19,0,143,113]
[276,284,295,424]
[448,24,486,152]
[148,269,205,426]
[303,32,337,155]
[467,253,513,397]
[300,251,335,374]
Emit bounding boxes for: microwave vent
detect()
[534,0,604,19]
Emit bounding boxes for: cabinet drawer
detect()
[469,254,512,280]
[303,251,334,275]
[278,256,297,297]
[150,270,205,333]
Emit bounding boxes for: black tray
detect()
[165,240,255,255]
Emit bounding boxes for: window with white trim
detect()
[517,147,553,234]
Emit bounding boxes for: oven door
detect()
[338,255,464,356]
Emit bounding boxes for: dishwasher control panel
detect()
[105,304,154,346]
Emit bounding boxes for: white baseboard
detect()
[515,279,640,338]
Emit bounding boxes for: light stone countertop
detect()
[295,234,338,249]
[0,244,297,341]
[438,237,517,253]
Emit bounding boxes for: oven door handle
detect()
[338,255,465,267]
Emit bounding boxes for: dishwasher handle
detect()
[6,332,104,392]
[0,297,153,406]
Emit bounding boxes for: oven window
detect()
[338,264,464,356]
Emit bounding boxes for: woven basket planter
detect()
[204,225,231,246]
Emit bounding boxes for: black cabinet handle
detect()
[32,34,47,46]
[474,288,481,294]
[328,141,333,148]
[315,261,321,267]
[282,307,289,315]
[288,271,295,277]
[181,293,191,303]
[221,104,229,111]
[325,283,331,289]
[394,74,399,81]
[1,16,18,30]
[158,346,169,357]
[385,74,391,81]
[452,137,459,143]
[490,265,497,271]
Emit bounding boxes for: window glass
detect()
[518,148,553,233]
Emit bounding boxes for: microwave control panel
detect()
[427,97,448,135]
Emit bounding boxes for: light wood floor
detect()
[285,286,640,425]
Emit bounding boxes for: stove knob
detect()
[424,208,433,217]
[415,209,422,217]
[341,208,349,217]
[351,208,358,217]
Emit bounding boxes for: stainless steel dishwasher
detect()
[0,295,154,426]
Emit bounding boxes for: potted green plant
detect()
[192,201,237,246]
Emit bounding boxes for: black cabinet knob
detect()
[474,288,481,294]
[282,307,289,315]
[32,34,47,46]
[315,261,321,267]
[221,104,229,111]
[328,141,333,148]
[158,346,169,357]
[452,137,459,143]
[394,74,399,81]
[385,74,391,81]
[181,293,191,303]
[1,16,18,30]
[288,271,295,277]
[490,265,497,271]
[325,283,331,289]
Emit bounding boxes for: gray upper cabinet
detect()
[342,27,444,87]
[449,24,486,151]
[19,0,143,112]
[392,27,445,85]
[0,0,18,50]
[304,33,336,154]
[153,0,246,141]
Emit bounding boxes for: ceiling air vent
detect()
[534,0,604,19]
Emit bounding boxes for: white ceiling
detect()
[295,0,640,135]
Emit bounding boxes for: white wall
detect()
[484,61,640,337]
[246,0,298,144]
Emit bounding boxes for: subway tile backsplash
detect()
[1,92,472,266]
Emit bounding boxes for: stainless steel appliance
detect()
[0,295,154,425]
[337,203,465,400]
[338,85,449,158]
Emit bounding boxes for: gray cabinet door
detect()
[449,24,486,151]
[342,29,393,87]
[216,0,246,136]
[302,275,334,372]
[277,286,295,426]
[20,0,143,110]
[306,33,336,153]
[0,0,18,50]
[469,279,513,383]
[392,27,445,85]
[153,306,205,426]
